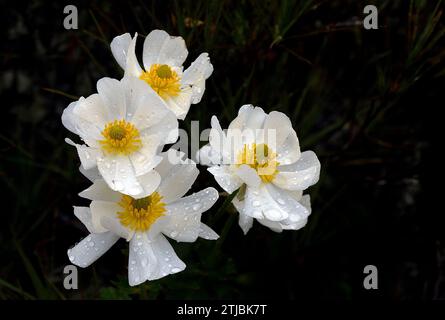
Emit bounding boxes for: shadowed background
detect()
[0,0,444,299]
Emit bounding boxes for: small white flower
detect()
[67,150,219,286]
[198,105,321,234]
[110,30,213,120]
[62,76,178,198]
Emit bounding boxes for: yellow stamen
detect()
[139,64,180,99]
[99,119,142,155]
[117,192,166,232]
[237,143,279,183]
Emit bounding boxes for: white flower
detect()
[110,30,213,120]
[198,105,320,234]
[67,150,219,286]
[62,76,178,199]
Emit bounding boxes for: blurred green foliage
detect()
[0,0,444,300]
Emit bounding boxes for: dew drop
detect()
[170,231,178,238]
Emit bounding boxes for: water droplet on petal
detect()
[170,231,178,238]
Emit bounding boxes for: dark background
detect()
[0,0,444,300]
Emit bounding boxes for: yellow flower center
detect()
[237,143,279,183]
[99,119,142,155]
[139,64,181,99]
[117,192,166,232]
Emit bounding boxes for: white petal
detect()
[132,170,161,199]
[181,53,213,103]
[110,33,132,70]
[281,218,308,230]
[265,184,310,221]
[79,165,101,182]
[65,139,100,170]
[263,111,295,149]
[156,150,199,203]
[232,186,264,219]
[128,233,185,286]
[100,214,134,241]
[142,30,188,68]
[122,76,171,129]
[79,179,121,202]
[67,232,119,268]
[124,33,143,78]
[129,135,162,176]
[164,87,193,120]
[244,106,266,131]
[257,218,283,233]
[97,155,156,197]
[236,185,289,221]
[235,164,261,188]
[163,188,219,242]
[198,223,219,240]
[63,98,103,146]
[259,194,311,232]
[140,110,179,145]
[97,77,126,120]
[90,200,120,233]
[61,100,79,134]
[209,116,230,161]
[228,104,254,131]
[300,194,312,211]
[273,150,321,191]
[238,213,254,235]
[73,206,95,233]
[71,93,110,129]
[276,130,301,165]
[207,165,242,194]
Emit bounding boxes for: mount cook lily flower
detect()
[198,105,320,234]
[67,150,219,286]
[62,76,178,199]
[110,29,213,120]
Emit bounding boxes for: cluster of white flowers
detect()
[63,30,320,286]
